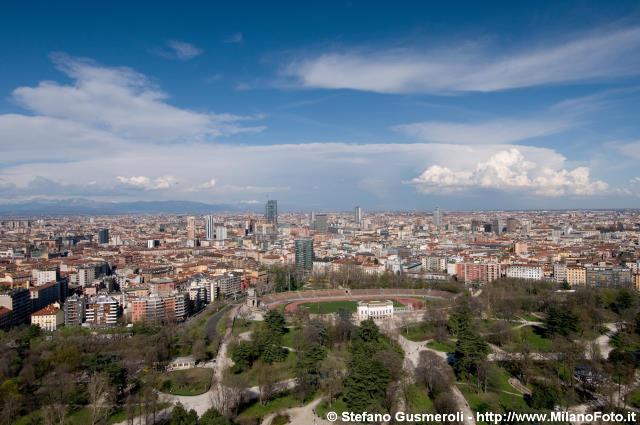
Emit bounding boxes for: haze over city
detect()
[2,1,640,211]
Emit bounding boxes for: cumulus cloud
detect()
[285,27,640,94]
[11,54,264,143]
[187,179,217,191]
[155,40,203,61]
[408,148,608,196]
[117,175,177,190]
[395,119,571,144]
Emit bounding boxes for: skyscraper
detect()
[98,228,109,244]
[355,206,362,225]
[205,215,214,240]
[265,200,277,225]
[295,237,314,271]
[433,207,442,230]
[215,226,227,240]
[187,216,196,240]
[313,213,328,232]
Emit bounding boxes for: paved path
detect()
[591,322,617,359]
[262,396,330,425]
[397,335,476,425]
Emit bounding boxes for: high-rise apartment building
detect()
[0,289,30,327]
[187,216,196,240]
[355,206,362,225]
[265,200,277,225]
[492,219,504,235]
[215,226,227,240]
[295,237,314,270]
[205,215,214,240]
[98,228,109,244]
[313,213,328,232]
[433,207,442,230]
[506,218,518,233]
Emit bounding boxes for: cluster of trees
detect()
[230,310,288,373]
[166,403,230,425]
[0,300,226,424]
[343,319,404,413]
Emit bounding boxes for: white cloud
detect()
[408,148,608,196]
[224,32,243,43]
[394,119,570,144]
[156,40,203,61]
[117,175,177,190]
[11,54,263,143]
[188,179,217,191]
[285,27,640,93]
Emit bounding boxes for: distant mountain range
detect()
[0,198,251,215]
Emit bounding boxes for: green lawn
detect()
[402,322,435,341]
[297,299,404,314]
[426,339,456,353]
[405,383,437,413]
[238,392,300,421]
[232,319,258,336]
[627,387,640,408]
[458,385,527,424]
[281,327,300,349]
[504,326,553,353]
[297,300,358,314]
[316,397,349,420]
[157,368,213,396]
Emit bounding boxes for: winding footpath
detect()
[397,334,476,425]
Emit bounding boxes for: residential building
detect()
[31,303,64,331]
[295,237,314,270]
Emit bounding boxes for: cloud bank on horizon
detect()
[1,3,640,210]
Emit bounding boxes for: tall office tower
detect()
[313,213,328,232]
[98,228,109,245]
[215,226,227,240]
[433,206,442,230]
[521,220,532,234]
[492,219,504,235]
[265,200,278,225]
[295,237,314,271]
[355,206,362,225]
[205,215,215,240]
[187,216,196,240]
[506,217,518,233]
[310,211,316,227]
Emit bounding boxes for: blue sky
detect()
[2,1,640,211]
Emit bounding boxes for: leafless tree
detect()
[88,373,112,425]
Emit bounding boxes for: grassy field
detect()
[402,322,435,341]
[281,327,300,349]
[405,383,437,413]
[504,326,553,353]
[237,392,300,421]
[16,403,174,425]
[158,368,213,396]
[426,339,456,353]
[316,396,349,420]
[458,385,527,424]
[297,299,404,314]
[232,318,259,336]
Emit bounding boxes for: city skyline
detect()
[2,2,640,211]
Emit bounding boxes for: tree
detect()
[255,361,279,406]
[0,379,23,425]
[199,407,231,425]
[526,382,562,409]
[355,319,380,343]
[169,403,198,425]
[453,330,489,379]
[447,304,472,336]
[88,373,112,425]
[415,351,453,396]
[318,354,347,407]
[544,306,579,337]
[264,310,286,336]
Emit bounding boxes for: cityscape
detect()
[3,1,640,425]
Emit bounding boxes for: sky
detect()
[1,0,640,211]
